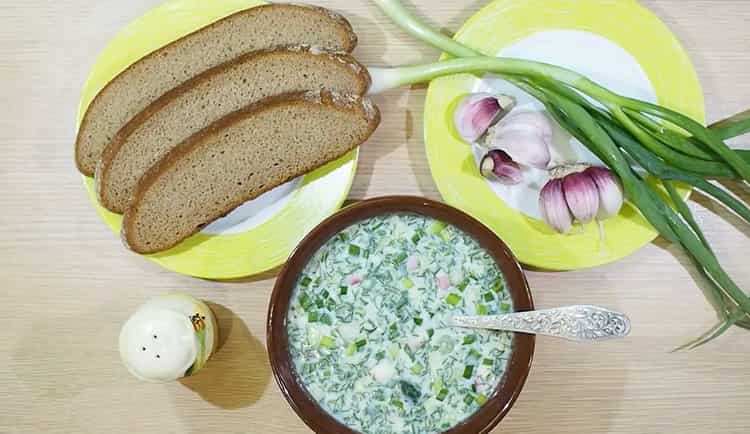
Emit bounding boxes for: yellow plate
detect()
[78,0,357,280]
[424,0,704,270]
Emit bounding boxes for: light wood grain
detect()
[2,1,749,433]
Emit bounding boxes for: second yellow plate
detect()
[424,0,704,270]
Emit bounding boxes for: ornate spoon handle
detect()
[450,305,631,342]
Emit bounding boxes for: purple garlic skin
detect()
[561,171,600,225]
[454,93,515,143]
[539,178,573,233]
[585,166,624,220]
[480,149,523,185]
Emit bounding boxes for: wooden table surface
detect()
[2,0,749,433]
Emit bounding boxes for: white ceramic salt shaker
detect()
[119,294,218,382]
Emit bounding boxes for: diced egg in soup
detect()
[287,214,513,434]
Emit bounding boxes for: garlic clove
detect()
[498,111,553,143]
[454,93,515,143]
[489,129,552,169]
[585,166,624,220]
[562,171,600,224]
[539,178,573,233]
[484,110,552,169]
[480,149,523,185]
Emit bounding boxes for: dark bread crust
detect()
[122,91,380,254]
[95,46,372,213]
[75,3,358,176]
[290,3,359,50]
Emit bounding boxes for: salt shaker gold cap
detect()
[119,294,218,382]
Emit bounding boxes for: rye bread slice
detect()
[75,3,358,176]
[96,46,371,213]
[122,91,380,254]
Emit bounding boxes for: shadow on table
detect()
[179,302,271,409]
[652,235,750,335]
[216,265,283,284]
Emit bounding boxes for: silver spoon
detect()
[450,305,631,342]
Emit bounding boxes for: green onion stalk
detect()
[368,0,750,179]
[369,0,750,346]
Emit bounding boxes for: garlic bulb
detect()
[454,93,515,143]
[539,165,624,233]
[484,110,552,169]
[480,149,523,185]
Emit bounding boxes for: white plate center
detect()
[472,29,657,219]
[201,178,301,235]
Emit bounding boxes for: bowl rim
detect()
[267,196,535,434]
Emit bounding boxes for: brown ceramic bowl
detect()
[267,196,535,434]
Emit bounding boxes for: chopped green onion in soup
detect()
[287,214,513,434]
